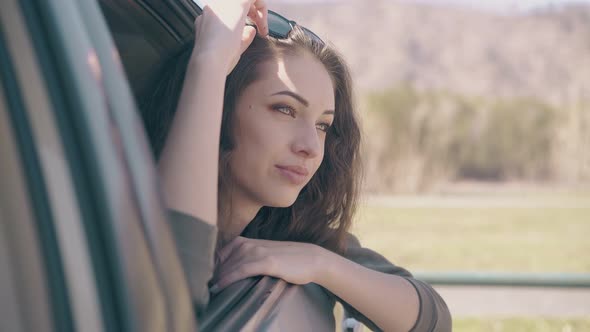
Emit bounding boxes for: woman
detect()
[140,1,451,331]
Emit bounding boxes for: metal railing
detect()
[415,272,590,288]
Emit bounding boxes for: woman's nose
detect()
[291,123,321,159]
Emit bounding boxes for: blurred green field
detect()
[348,193,590,331]
[351,194,590,272]
[454,317,590,332]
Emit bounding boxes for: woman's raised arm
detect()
[157,0,268,224]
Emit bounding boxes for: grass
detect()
[454,317,590,332]
[345,193,590,330]
[351,194,590,273]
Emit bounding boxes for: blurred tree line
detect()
[361,85,590,193]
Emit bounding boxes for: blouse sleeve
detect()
[336,233,452,332]
[167,209,218,319]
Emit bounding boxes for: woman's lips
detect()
[275,165,308,185]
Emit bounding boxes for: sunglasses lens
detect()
[268,11,292,38]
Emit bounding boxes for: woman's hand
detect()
[210,236,328,293]
[192,0,269,74]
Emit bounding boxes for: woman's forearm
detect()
[158,55,227,225]
[315,250,420,332]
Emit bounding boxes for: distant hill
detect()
[269,0,590,106]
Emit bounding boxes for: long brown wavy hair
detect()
[140,26,362,254]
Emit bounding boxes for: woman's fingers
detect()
[216,236,244,264]
[189,0,269,72]
[225,24,256,73]
[247,0,268,36]
[239,25,257,55]
[210,238,324,295]
[213,238,272,283]
[213,251,262,283]
[211,259,272,293]
[213,237,300,281]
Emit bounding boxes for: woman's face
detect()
[229,52,335,208]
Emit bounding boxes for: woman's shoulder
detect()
[167,209,218,245]
[167,209,218,314]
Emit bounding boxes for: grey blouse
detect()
[168,209,451,331]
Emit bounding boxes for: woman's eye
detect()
[316,123,332,132]
[273,105,295,117]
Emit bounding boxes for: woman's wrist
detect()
[312,246,341,287]
[189,49,231,76]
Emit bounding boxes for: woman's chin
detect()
[264,192,299,208]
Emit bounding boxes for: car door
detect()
[0,0,195,331]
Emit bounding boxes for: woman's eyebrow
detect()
[271,90,309,107]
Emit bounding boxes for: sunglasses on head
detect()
[266,10,324,43]
[192,2,324,43]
